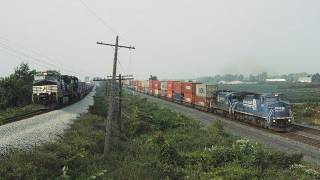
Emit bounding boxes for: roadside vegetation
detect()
[0,83,319,179]
[219,83,320,103]
[293,103,320,126]
[0,104,44,125]
[0,63,35,110]
[219,83,320,126]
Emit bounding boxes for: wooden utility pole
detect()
[106,74,133,133]
[97,36,135,157]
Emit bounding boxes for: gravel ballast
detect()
[133,91,320,165]
[0,88,96,154]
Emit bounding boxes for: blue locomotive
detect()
[213,91,293,131]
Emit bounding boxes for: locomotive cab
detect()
[261,94,293,131]
[32,71,62,105]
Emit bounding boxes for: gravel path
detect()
[132,91,320,165]
[0,88,96,154]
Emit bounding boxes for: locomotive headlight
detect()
[272,120,276,123]
[288,119,292,122]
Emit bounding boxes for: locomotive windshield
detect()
[33,71,61,83]
[263,94,287,103]
[265,97,279,103]
[34,74,58,81]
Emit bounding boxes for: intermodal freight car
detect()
[32,70,93,106]
[127,79,293,132]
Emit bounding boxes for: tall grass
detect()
[0,83,319,179]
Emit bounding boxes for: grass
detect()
[293,103,320,126]
[219,83,320,126]
[0,104,45,125]
[219,83,320,103]
[0,83,319,179]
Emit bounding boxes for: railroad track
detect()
[0,108,51,126]
[0,89,95,127]
[280,123,320,148]
[131,90,320,149]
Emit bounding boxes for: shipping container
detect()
[184,93,194,104]
[154,89,160,97]
[161,81,168,90]
[183,82,198,94]
[173,82,183,94]
[174,93,183,102]
[196,84,217,97]
[153,80,161,90]
[161,90,166,97]
[144,87,149,94]
[151,80,161,96]
[194,96,212,108]
[166,81,177,99]
[160,81,168,97]
[182,82,199,104]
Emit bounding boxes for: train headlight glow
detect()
[272,120,276,123]
[288,119,292,122]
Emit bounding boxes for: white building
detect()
[218,80,244,85]
[265,78,287,82]
[298,77,312,83]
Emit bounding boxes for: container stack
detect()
[149,80,161,96]
[173,82,183,102]
[167,81,176,99]
[195,84,217,108]
[183,82,199,105]
[160,81,168,98]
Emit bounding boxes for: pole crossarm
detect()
[96,36,135,158]
[97,41,135,50]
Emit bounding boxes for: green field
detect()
[1,83,319,179]
[219,83,320,103]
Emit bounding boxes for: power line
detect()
[0,41,83,76]
[77,0,132,43]
[78,0,117,35]
[0,36,90,77]
[0,46,54,70]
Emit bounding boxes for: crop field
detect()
[219,83,320,103]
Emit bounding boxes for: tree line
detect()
[198,72,320,84]
[0,63,35,110]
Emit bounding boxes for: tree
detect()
[0,63,35,109]
[149,75,158,80]
[312,73,320,83]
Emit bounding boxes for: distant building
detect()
[85,76,90,82]
[265,78,287,82]
[218,80,244,85]
[298,77,312,83]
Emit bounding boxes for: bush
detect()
[0,84,318,179]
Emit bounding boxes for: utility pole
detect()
[106,74,133,133]
[97,36,135,158]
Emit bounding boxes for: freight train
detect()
[126,80,293,132]
[32,70,93,106]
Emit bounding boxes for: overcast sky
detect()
[0,0,320,80]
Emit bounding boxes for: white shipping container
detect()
[144,87,149,94]
[154,89,160,96]
[161,81,168,90]
[196,84,217,97]
[141,80,149,88]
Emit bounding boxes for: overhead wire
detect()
[0,36,89,77]
[0,41,83,77]
[77,0,133,45]
[78,0,117,36]
[0,46,54,70]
